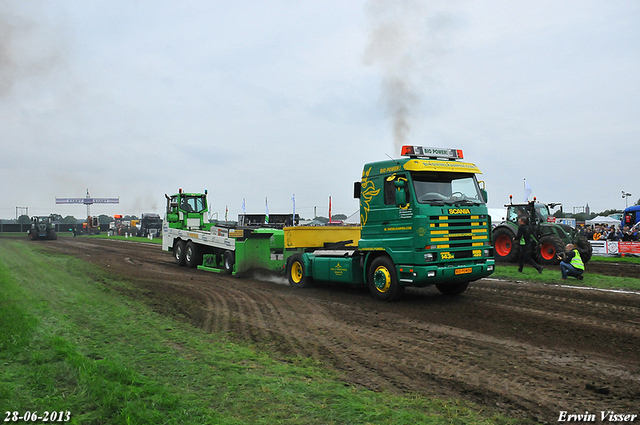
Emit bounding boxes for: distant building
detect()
[585,203,590,215]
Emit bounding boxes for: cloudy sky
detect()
[1,1,638,221]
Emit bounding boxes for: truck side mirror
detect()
[481,189,488,203]
[394,179,407,207]
[353,182,361,199]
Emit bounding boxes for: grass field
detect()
[0,238,519,425]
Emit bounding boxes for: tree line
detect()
[6,214,140,225]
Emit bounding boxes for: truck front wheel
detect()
[286,253,311,288]
[368,257,404,301]
[436,281,469,296]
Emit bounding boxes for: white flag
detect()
[524,179,532,202]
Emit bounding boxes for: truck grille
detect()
[427,214,490,258]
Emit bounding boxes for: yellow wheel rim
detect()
[373,266,392,293]
[291,261,303,284]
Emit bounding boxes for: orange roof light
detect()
[401,145,415,156]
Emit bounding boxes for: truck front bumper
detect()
[396,260,495,287]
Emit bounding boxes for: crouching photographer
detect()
[557,244,585,280]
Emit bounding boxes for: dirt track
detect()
[43,238,640,423]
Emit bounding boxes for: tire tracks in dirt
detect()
[42,238,640,423]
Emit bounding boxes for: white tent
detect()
[585,216,620,226]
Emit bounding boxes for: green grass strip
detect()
[590,255,640,264]
[491,263,640,291]
[0,240,520,425]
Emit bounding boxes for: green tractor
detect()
[28,215,57,240]
[492,197,592,265]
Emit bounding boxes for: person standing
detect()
[559,243,584,280]
[515,217,543,274]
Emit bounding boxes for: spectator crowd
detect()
[582,224,639,241]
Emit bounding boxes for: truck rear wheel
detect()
[223,250,235,274]
[493,227,519,262]
[286,253,310,288]
[185,241,202,268]
[436,281,469,296]
[536,235,564,265]
[174,240,186,266]
[368,257,404,301]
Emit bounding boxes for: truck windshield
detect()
[181,196,206,213]
[412,172,484,205]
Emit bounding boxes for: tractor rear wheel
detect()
[493,227,519,262]
[574,236,593,263]
[536,235,564,265]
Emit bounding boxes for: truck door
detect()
[379,173,414,262]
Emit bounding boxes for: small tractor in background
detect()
[28,215,57,240]
[82,216,101,235]
[492,197,592,265]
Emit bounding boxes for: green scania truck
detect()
[284,145,495,301]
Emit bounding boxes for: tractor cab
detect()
[505,201,550,226]
[165,189,209,230]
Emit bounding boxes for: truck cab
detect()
[353,146,494,299]
[138,213,163,237]
[165,190,211,230]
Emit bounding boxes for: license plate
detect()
[455,267,472,275]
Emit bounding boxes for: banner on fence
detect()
[589,240,640,255]
[619,242,640,255]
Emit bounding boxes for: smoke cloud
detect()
[363,0,457,151]
[0,2,68,100]
[0,4,19,97]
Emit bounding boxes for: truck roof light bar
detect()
[401,145,463,159]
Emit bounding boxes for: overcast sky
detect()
[1,1,638,221]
